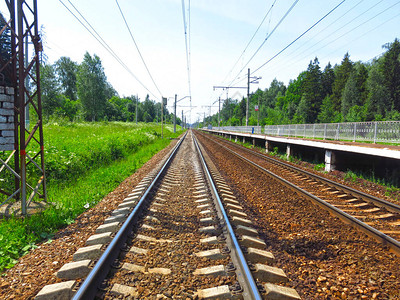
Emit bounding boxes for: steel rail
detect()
[193,134,262,300]
[201,133,400,256]
[73,132,187,300]
[211,133,400,214]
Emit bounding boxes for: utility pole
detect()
[161,97,166,139]
[218,97,221,128]
[135,94,138,124]
[213,84,257,126]
[244,69,261,126]
[182,110,184,131]
[174,94,177,133]
[246,68,250,126]
[203,112,205,127]
[257,94,260,127]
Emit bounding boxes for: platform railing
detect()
[264,121,400,143]
[212,126,262,134]
[206,121,400,143]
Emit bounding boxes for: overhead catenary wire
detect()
[115,0,163,97]
[281,0,367,65]
[317,0,400,60]
[181,0,192,106]
[285,0,384,67]
[320,8,400,62]
[230,0,347,88]
[58,0,159,100]
[221,0,278,85]
[263,0,381,78]
[227,0,300,87]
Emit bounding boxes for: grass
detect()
[343,169,400,193]
[0,122,181,272]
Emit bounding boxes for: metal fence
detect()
[264,121,400,143]
[207,122,400,143]
[212,126,262,134]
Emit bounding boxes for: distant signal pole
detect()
[246,68,261,126]
[135,94,138,124]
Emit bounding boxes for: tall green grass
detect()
[0,122,181,272]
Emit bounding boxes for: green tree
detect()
[295,93,313,123]
[60,96,81,121]
[354,63,369,106]
[55,56,78,101]
[365,60,390,120]
[302,57,323,122]
[317,95,338,123]
[341,71,361,121]
[40,63,62,118]
[280,72,306,121]
[332,53,354,111]
[141,95,156,122]
[0,12,12,86]
[265,78,286,109]
[233,98,246,125]
[381,39,400,112]
[77,52,115,121]
[321,62,335,98]
[345,105,365,122]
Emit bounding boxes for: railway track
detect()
[197,131,400,256]
[36,131,300,300]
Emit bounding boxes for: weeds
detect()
[0,122,180,272]
[344,170,359,183]
[314,163,325,171]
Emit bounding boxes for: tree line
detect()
[205,38,400,127]
[0,12,177,124]
[40,53,178,124]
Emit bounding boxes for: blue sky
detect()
[1,0,399,123]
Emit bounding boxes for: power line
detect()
[227,0,300,87]
[247,0,347,79]
[182,0,192,104]
[282,0,367,65]
[286,0,384,66]
[263,0,375,76]
[57,0,159,99]
[115,0,162,97]
[320,4,400,61]
[221,0,278,85]
[261,2,400,87]
[317,0,400,58]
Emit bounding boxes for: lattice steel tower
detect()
[0,0,46,215]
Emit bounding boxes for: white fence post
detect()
[353,123,357,142]
[313,124,315,139]
[336,124,340,140]
[373,122,378,144]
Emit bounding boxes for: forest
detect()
[39,52,178,124]
[204,39,400,127]
[1,9,399,127]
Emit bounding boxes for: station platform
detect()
[202,129,400,175]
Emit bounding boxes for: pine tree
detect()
[354,63,369,106]
[341,71,361,121]
[366,60,390,120]
[332,53,354,112]
[381,39,400,112]
[321,62,335,99]
[318,95,338,123]
[302,57,323,123]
